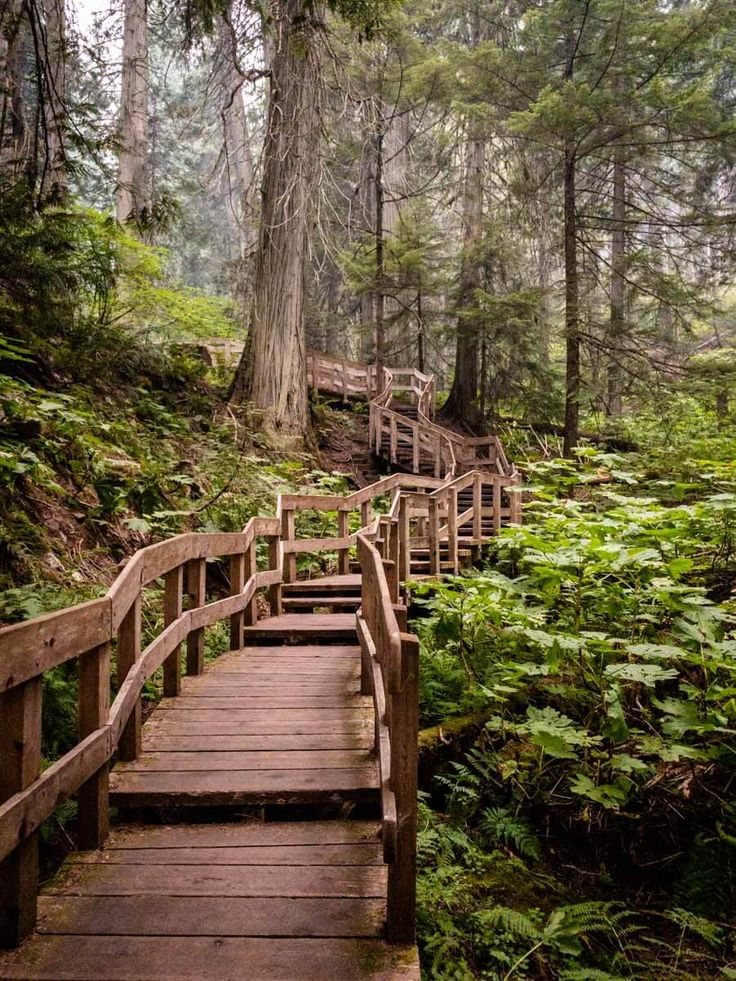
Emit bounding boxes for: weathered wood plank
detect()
[111,750,373,772]
[0,935,421,979]
[109,767,379,805]
[36,895,385,938]
[70,842,383,866]
[44,863,386,897]
[103,822,380,848]
[142,733,373,752]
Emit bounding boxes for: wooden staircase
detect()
[0,354,520,980]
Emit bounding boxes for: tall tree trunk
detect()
[229,0,321,440]
[374,116,386,391]
[442,6,484,428]
[606,148,626,416]
[117,0,149,228]
[442,122,485,427]
[0,0,28,177]
[41,0,66,196]
[563,132,579,456]
[358,110,375,363]
[218,14,255,259]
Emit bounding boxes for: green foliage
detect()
[415,445,736,977]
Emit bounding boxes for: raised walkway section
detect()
[0,352,520,979]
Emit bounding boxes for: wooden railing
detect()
[0,517,281,947]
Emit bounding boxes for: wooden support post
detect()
[511,476,523,525]
[388,521,400,603]
[281,508,296,583]
[473,473,482,544]
[361,500,371,529]
[399,495,410,584]
[390,416,398,464]
[375,412,383,455]
[412,428,419,473]
[434,437,442,478]
[492,480,502,536]
[117,595,142,761]
[0,678,42,947]
[77,641,110,850]
[186,558,206,675]
[163,565,183,697]
[267,536,282,615]
[448,487,458,573]
[244,541,258,626]
[337,509,350,575]
[428,497,440,575]
[229,552,245,650]
[387,633,419,944]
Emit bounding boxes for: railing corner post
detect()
[77,641,111,851]
[386,631,419,945]
[0,678,42,948]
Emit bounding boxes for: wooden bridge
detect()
[0,353,521,979]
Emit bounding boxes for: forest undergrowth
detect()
[413,411,736,980]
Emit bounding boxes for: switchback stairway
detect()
[0,353,520,980]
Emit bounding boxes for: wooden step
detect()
[242,613,357,642]
[282,574,362,596]
[282,596,361,611]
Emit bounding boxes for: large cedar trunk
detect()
[229,0,321,440]
[442,126,485,427]
[0,0,28,176]
[117,0,149,227]
[218,14,255,261]
[562,133,579,456]
[606,148,626,415]
[41,0,66,196]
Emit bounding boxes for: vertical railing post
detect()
[77,641,111,850]
[229,552,245,650]
[337,508,350,575]
[434,436,442,478]
[361,500,371,530]
[448,487,458,573]
[412,426,419,473]
[267,535,282,615]
[244,539,258,626]
[428,497,440,575]
[399,494,411,584]
[492,478,502,536]
[473,473,482,544]
[390,416,398,464]
[163,565,184,697]
[186,557,206,675]
[117,595,142,761]
[388,520,400,603]
[387,632,419,944]
[511,474,523,525]
[0,678,42,947]
[282,508,296,584]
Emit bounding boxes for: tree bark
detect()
[0,0,28,177]
[218,14,255,260]
[563,132,579,456]
[374,117,386,391]
[606,147,626,416]
[41,0,66,196]
[442,121,485,427]
[117,0,149,228]
[229,0,321,440]
[442,5,484,428]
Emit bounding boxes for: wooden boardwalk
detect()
[0,354,522,979]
